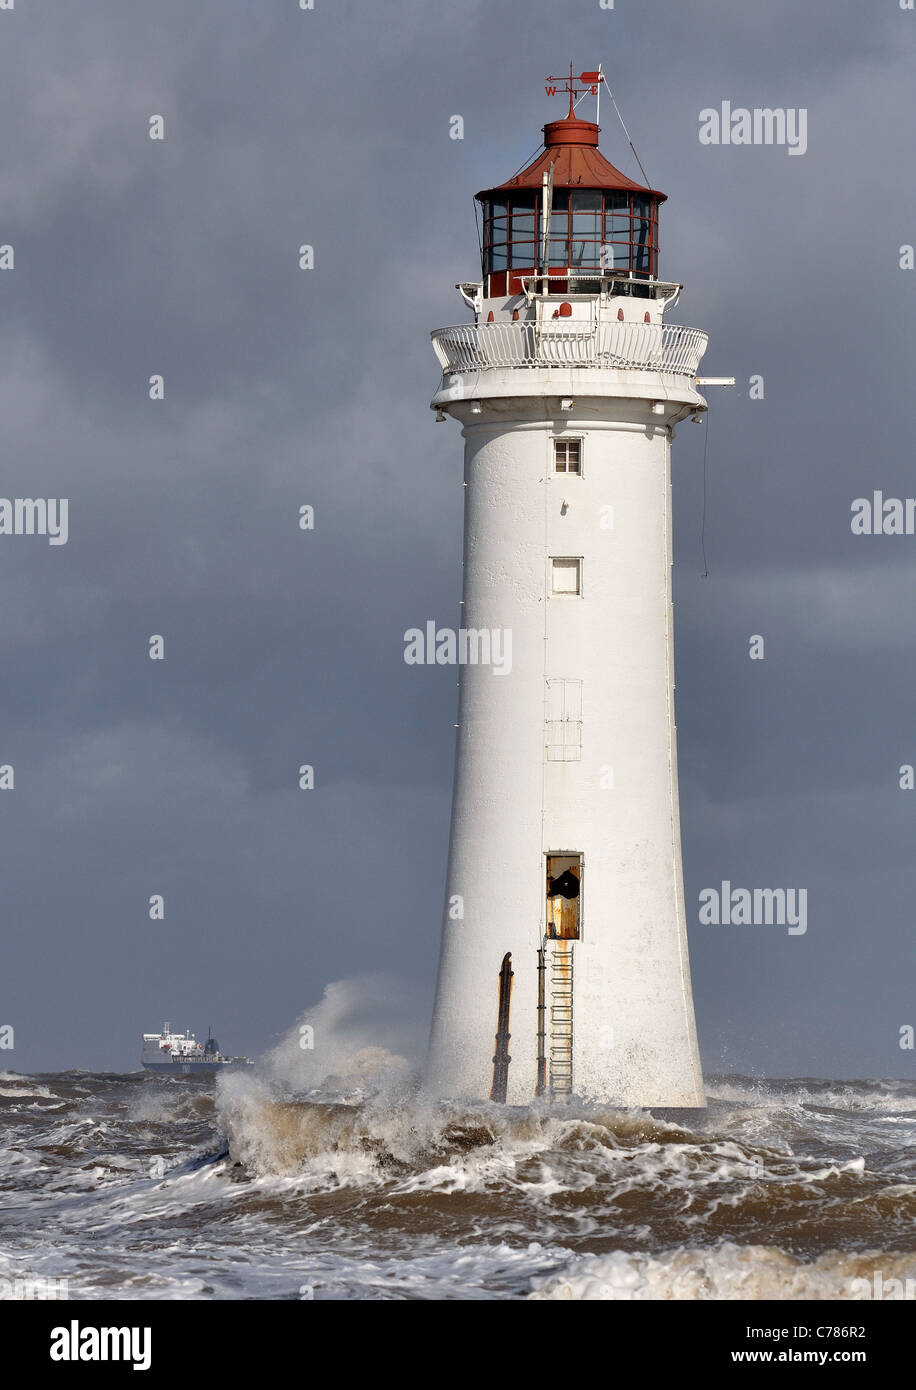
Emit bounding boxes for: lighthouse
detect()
[425,75,708,1109]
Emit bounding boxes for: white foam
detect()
[528,1244,916,1301]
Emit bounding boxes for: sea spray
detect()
[1,1069,914,1299]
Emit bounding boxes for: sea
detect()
[2,1017,914,1302]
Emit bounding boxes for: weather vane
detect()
[545,63,603,118]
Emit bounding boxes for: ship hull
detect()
[142,1060,253,1075]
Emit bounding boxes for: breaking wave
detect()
[0,983,913,1299]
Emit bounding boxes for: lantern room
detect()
[476,110,665,300]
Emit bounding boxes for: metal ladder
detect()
[549,941,574,1097]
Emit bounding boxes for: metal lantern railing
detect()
[431,320,708,378]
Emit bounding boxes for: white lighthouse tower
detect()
[425,76,708,1108]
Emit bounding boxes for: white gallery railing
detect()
[431,320,708,378]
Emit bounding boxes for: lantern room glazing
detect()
[475,111,666,299]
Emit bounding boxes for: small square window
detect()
[554,439,581,474]
[551,557,581,595]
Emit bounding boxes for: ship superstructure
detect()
[141,1023,253,1074]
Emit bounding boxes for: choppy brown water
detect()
[1,1069,914,1299]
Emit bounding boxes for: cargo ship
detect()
[141,1023,254,1074]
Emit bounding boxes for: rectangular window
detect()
[509,195,536,269]
[571,191,601,268]
[546,853,582,939]
[546,678,582,762]
[554,439,581,474]
[570,238,600,268]
[548,191,570,266]
[551,556,582,595]
[511,201,536,238]
[548,236,568,267]
[488,201,508,274]
[509,239,536,268]
[604,211,631,240]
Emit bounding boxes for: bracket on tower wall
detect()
[456,282,483,314]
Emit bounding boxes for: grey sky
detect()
[2,0,915,1078]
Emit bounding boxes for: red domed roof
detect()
[476,111,666,202]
